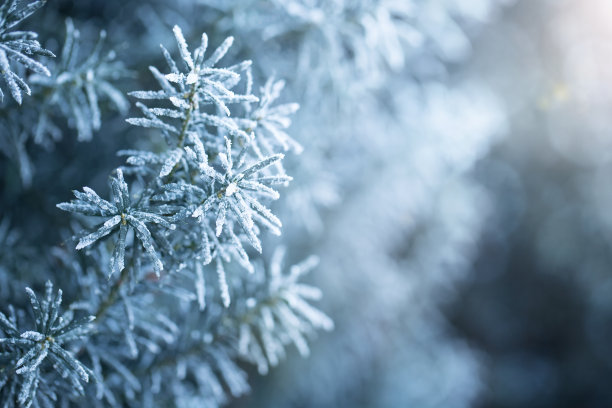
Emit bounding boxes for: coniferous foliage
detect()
[0,282,94,407]
[0,0,53,104]
[0,0,522,407]
[30,18,129,143]
[0,1,331,404]
[0,11,129,187]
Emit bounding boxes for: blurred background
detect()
[232,0,612,407]
[3,0,612,407]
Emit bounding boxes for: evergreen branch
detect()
[0,0,53,104]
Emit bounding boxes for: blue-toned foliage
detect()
[57,168,175,277]
[0,0,54,104]
[0,20,330,408]
[0,282,94,408]
[30,19,130,143]
[0,0,516,407]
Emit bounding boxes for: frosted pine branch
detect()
[57,169,175,277]
[30,18,130,143]
[0,0,54,104]
[0,282,94,408]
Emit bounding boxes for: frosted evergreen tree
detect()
[0,2,331,406]
[0,0,521,407]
